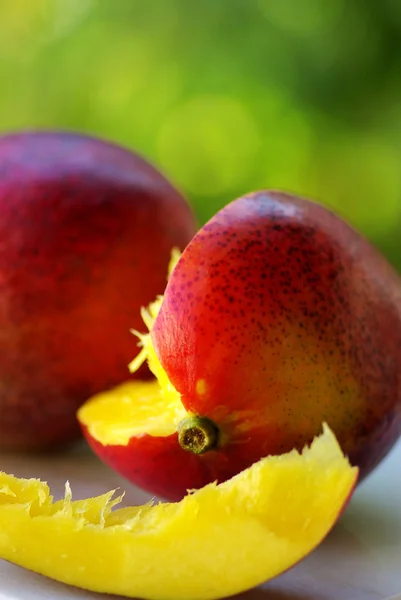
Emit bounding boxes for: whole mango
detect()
[0,131,196,450]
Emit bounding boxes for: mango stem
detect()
[178,416,220,455]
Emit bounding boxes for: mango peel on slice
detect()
[0,424,357,600]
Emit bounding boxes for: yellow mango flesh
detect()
[79,380,186,444]
[0,425,357,600]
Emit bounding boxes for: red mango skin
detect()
[83,426,359,504]
[0,131,196,451]
[82,423,273,502]
[150,191,401,487]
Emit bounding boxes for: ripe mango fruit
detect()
[80,191,401,500]
[0,131,196,450]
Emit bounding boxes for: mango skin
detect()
[0,131,196,451]
[83,424,263,502]
[152,191,401,483]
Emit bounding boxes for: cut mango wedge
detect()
[0,425,357,600]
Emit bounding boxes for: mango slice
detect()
[0,425,357,600]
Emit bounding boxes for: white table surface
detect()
[0,436,400,600]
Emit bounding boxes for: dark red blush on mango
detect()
[0,131,196,450]
[152,191,401,481]
[80,190,401,501]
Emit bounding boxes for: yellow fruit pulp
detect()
[79,380,186,444]
[0,425,357,600]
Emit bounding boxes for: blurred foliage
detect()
[1,0,401,267]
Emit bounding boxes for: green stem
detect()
[178,416,220,455]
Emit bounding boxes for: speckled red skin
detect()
[0,131,196,451]
[83,192,400,501]
[142,191,401,497]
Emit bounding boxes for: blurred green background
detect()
[1,0,401,267]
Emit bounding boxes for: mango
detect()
[0,131,196,450]
[0,425,357,599]
[80,191,401,500]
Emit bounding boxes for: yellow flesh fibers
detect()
[79,248,187,445]
[0,425,357,600]
[79,248,186,445]
[128,245,181,390]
